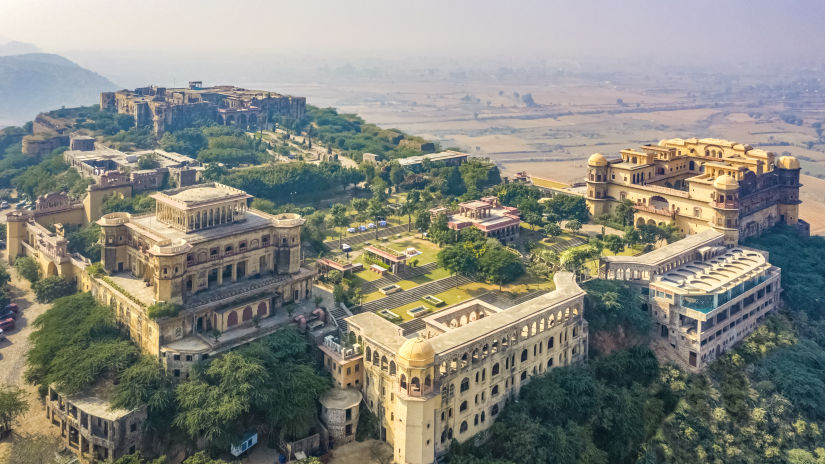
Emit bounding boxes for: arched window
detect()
[460,421,468,433]
[257,302,267,317]
[441,430,446,443]
[425,375,431,387]
[491,385,499,396]
[365,346,372,361]
[520,371,527,381]
[460,377,470,393]
[474,415,479,426]
[389,361,396,376]
[475,372,479,383]
[491,405,499,416]
[481,411,486,422]
[521,349,528,362]
[372,351,379,365]
[548,337,554,349]
[460,401,467,412]
[492,363,500,376]
[400,374,407,389]
[381,356,388,371]
[242,306,253,322]
[227,311,238,327]
[411,377,421,392]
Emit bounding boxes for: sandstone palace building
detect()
[585,138,806,243]
[7,183,316,378]
[341,273,588,464]
[100,81,306,135]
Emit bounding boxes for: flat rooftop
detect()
[152,182,251,209]
[127,208,273,245]
[653,247,771,294]
[397,150,468,166]
[602,229,724,267]
[63,381,136,420]
[348,272,584,359]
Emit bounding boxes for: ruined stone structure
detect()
[585,138,807,243]
[45,385,146,462]
[101,82,306,136]
[320,388,362,445]
[344,273,588,464]
[21,132,69,156]
[64,145,200,193]
[599,230,781,371]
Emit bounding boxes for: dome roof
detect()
[587,153,608,167]
[398,337,435,367]
[713,174,739,190]
[776,155,800,170]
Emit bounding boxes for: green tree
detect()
[31,276,76,303]
[0,385,29,434]
[438,245,480,277]
[182,451,230,464]
[602,234,625,255]
[330,203,349,247]
[137,153,159,169]
[414,209,431,237]
[566,219,582,233]
[14,256,40,283]
[111,356,175,431]
[478,246,524,290]
[543,222,562,238]
[613,199,636,227]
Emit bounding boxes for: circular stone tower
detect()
[320,388,362,445]
[585,153,610,217]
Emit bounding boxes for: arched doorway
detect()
[242,306,253,322]
[649,196,669,211]
[46,262,58,277]
[636,217,646,227]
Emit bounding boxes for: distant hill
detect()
[0,53,118,127]
[0,40,40,56]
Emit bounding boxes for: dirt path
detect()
[0,256,59,461]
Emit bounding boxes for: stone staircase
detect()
[360,262,438,294]
[359,275,472,314]
[327,303,351,334]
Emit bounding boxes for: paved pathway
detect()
[0,258,61,461]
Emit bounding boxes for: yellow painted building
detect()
[585,137,806,243]
[344,273,588,464]
[7,183,316,378]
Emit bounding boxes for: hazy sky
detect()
[3,0,825,61]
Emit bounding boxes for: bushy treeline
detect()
[211,161,365,204]
[296,106,436,163]
[25,293,330,457]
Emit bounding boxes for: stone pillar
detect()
[231,263,237,282]
[217,267,223,285]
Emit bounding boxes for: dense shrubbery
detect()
[213,161,364,204]
[32,276,76,303]
[435,227,524,288]
[582,279,651,337]
[25,293,140,396]
[14,256,41,283]
[65,223,101,262]
[146,301,182,319]
[101,193,156,215]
